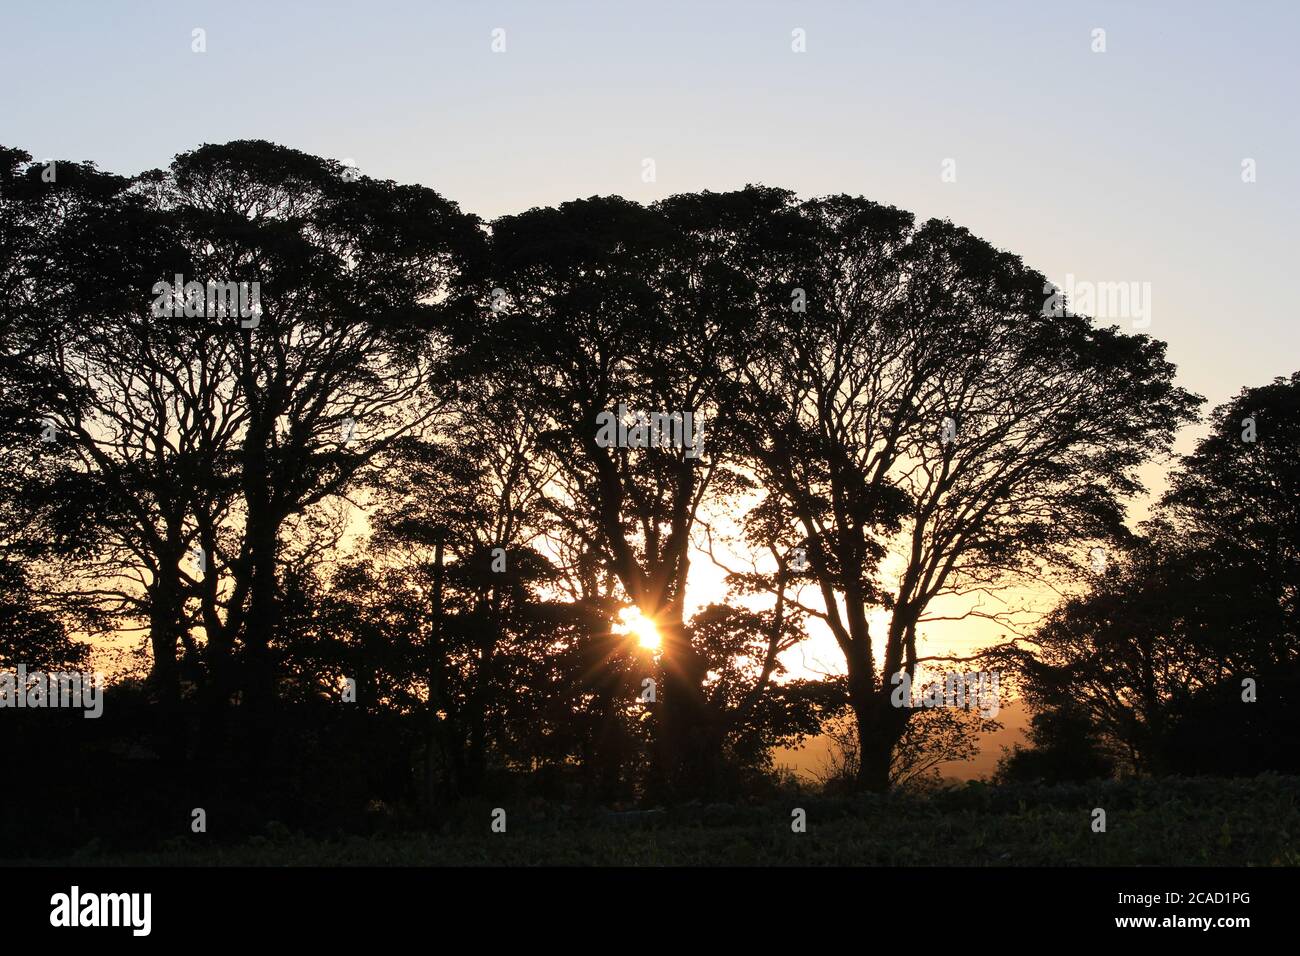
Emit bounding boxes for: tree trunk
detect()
[242,515,280,718]
[424,536,445,810]
[855,708,894,793]
[198,632,234,763]
[147,571,185,761]
[656,611,713,798]
[847,667,903,794]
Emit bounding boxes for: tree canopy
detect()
[4,140,1260,838]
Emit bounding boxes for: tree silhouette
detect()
[728,194,1198,790]
[1009,373,1300,777]
[1,138,1258,843]
[483,191,796,795]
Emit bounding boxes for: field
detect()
[25,775,1300,867]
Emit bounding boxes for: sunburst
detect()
[615,606,662,652]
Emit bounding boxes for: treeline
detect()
[997,374,1300,783]
[0,140,1289,845]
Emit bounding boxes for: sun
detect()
[615,606,662,652]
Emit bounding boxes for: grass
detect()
[19,774,1299,867]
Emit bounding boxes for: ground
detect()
[23,775,1300,866]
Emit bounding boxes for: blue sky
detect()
[3,0,1297,424]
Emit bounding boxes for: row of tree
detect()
[2,139,1258,823]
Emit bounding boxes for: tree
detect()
[0,145,204,721]
[484,188,807,795]
[2,141,486,766]
[148,142,485,735]
[687,601,840,787]
[1009,373,1300,775]
[363,379,563,799]
[1161,372,1300,670]
[995,700,1115,784]
[729,194,1199,790]
[0,560,89,671]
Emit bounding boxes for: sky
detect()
[4,0,1295,415]
[4,0,1298,774]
